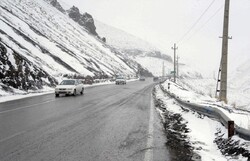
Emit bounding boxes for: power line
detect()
[177,0,216,44]
[181,5,223,44]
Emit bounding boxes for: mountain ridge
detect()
[0,0,142,94]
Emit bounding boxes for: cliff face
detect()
[50,0,65,13]
[0,41,57,92]
[68,6,98,36]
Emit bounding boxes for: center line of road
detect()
[0,99,54,114]
[144,95,154,161]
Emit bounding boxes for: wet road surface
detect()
[0,79,170,161]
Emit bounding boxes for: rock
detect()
[50,0,65,13]
[68,6,98,36]
[0,42,58,92]
[68,6,81,22]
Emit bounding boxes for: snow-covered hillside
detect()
[95,19,202,78]
[95,20,156,51]
[0,0,140,95]
[0,0,137,76]
[178,76,250,111]
[134,56,202,78]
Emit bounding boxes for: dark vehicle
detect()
[139,76,146,81]
[153,77,159,81]
[83,76,94,84]
[83,78,93,84]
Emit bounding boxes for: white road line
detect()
[0,130,26,143]
[144,96,154,161]
[0,99,54,114]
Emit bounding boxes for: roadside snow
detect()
[176,78,250,130]
[178,78,250,112]
[155,85,227,160]
[0,79,138,103]
[155,84,250,161]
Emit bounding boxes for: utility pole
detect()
[177,56,180,78]
[171,43,178,82]
[219,0,231,103]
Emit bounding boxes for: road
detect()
[0,79,170,161]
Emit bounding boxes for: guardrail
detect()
[159,84,250,141]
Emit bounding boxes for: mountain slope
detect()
[95,20,156,51]
[95,19,201,78]
[0,0,137,94]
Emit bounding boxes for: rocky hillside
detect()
[0,41,57,92]
[0,0,146,95]
[67,6,98,36]
[50,0,65,13]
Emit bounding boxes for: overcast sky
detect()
[59,0,250,77]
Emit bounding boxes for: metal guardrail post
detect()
[228,121,234,138]
[159,84,250,140]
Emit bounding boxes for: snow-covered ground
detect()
[154,82,250,160]
[178,78,250,112]
[162,79,250,130]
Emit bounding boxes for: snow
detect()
[134,56,171,77]
[1,0,249,159]
[155,83,250,160]
[95,20,156,51]
[0,79,138,103]
[177,77,250,112]
[0,0,136,78]
[161,79,250,130]
[155,85,228,160]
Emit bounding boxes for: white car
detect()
[55,79,84,97]
[115,76,126,85]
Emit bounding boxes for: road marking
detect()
[0,99,54,114]
[144,96,154,161]
[0,130,26,143]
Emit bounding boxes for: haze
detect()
[59,0,250,77]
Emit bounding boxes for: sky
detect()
[58,0,250,77]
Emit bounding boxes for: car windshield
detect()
[60,80,75,85]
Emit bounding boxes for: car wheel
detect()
[73,89,77,96]
[55,94,59,97]
[80,88,84,95]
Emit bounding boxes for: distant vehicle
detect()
[153,77,159,82]
[83,78,93,85]
[55,79,84,97]
[139,76,146,81]
[82,76,94,84]
[115,76,126,85]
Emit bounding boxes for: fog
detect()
[59,0,250,77]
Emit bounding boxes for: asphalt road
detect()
[0,79,170,161]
